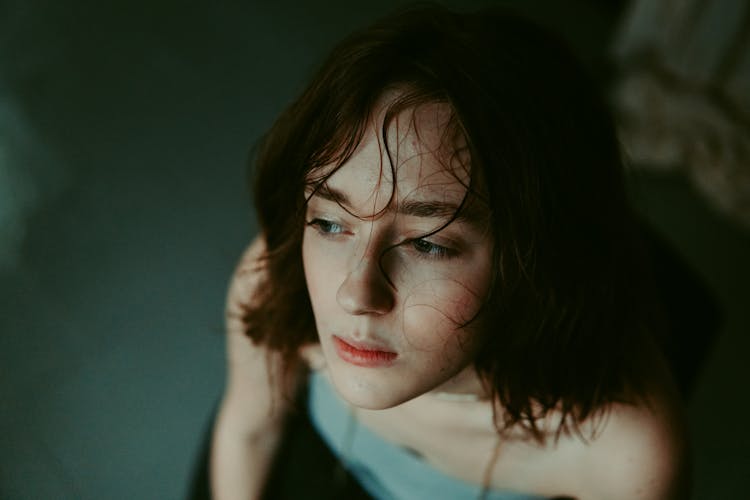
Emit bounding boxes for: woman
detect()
[210,5,689,499]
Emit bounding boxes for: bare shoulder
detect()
[575,391,690,500]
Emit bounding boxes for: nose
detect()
[336,254,395,315]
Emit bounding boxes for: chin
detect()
[344,396,397,411]
[327,369,414,410]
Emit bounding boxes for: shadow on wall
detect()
[0,83,67,274]
[0,1,70,275]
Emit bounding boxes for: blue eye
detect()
[307,218,345,235]
[411,238,453,259]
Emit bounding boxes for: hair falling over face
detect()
[245,4,671,441]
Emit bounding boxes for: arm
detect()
[210,237,300,500]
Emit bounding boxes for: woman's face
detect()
[302,100,493,409]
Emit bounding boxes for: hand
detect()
[225,236,267,339]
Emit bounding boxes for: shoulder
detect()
[575,394,690,500]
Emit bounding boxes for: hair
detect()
[243,4,666,441]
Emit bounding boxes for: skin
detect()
[301,100,494,410]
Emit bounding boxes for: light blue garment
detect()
[307,371,549,500]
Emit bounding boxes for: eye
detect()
[307,218,346,236]
[410,238,454,259]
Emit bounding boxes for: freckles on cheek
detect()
[400,281,482,351]
[303,242,341,311]
[302,244,323,299]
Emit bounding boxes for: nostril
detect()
[336,261,394,315]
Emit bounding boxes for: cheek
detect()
[302,237,340,312]
[401,277,485,352]
[302,239,323,307]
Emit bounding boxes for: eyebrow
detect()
[310,184,487,227]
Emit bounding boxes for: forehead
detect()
[314,100,471,215]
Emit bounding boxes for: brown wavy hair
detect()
[244,4,665,440]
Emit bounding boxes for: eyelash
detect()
[307,218,346,236]
[306,218,457,260]
[409,238,455,260]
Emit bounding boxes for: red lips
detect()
[332,335,397,367]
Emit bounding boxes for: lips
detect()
[332,335,397,367]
